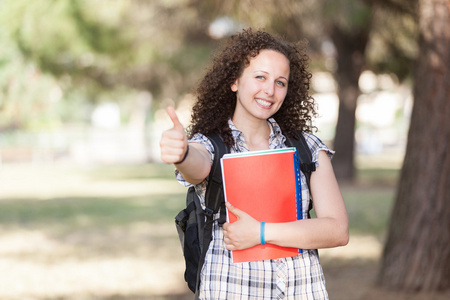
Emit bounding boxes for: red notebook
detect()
[221,148,303,263]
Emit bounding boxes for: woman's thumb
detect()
[226,202,242,219]
[166,106,184,130]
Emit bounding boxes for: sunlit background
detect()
[2,1,445,300]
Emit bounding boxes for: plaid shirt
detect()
[176,118,332,299]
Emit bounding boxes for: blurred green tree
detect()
[0,0,217,130]
[1,0,420,170]
[299,0,417,181]
[0,28,62,131]
[319,0,373,181]
[191,0,417,181]
[378,0,450,292]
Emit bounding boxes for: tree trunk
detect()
[331,26,368,181]
[378,0,450,291]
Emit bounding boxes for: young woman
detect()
[160,29,348,299]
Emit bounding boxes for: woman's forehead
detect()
[245,50,290,75]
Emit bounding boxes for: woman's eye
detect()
[276,81,286,87]
[256,75,265,80]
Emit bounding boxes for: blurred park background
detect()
[0,1,449,299]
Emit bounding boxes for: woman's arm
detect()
[160,107,211,185]
[223,150,349,251]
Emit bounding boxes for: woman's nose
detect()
[264,82,275,96]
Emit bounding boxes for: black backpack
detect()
[174,132,316,296]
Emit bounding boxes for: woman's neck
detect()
[232,117,271,151]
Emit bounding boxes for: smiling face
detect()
[231,49,290,124]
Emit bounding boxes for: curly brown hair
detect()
[188,28,317,147]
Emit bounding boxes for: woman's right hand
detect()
[160,107,188,164]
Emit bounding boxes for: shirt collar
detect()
[227,118,286,151]
[267,118,286,148]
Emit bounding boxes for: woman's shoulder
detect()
[300,132,335,162]
[301,132,325,148]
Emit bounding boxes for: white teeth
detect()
[256,99,272,107]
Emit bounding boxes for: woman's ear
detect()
[231,81,238,92]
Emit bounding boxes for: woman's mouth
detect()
[255,98,272,108]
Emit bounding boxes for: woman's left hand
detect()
[222,202,260,251]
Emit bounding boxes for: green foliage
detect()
[1,0,214,89]
[0,0,418,131]
[367,6,418,81]
[3,0,131,75]
[0,28,62,130]
[324,0,373,31]
[0,0,220,131]
[0,0,131,130]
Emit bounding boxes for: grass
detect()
[0,163,399,231]
[0,161,401,299]
[343,185,395,237]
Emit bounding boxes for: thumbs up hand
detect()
[160,107,189,164]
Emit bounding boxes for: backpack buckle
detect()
[175,219,186,231]
[204,207,214,218]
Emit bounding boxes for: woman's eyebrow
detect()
[253,70,288,80]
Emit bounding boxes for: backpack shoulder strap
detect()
[285,132,316,192]
[195,133,228,296]
[204,133,229,218]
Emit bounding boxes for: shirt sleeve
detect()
[302,132,335,168]
[174,133,215,187]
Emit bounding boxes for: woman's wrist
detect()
[175,144,189,164]
[260,221,266,245]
